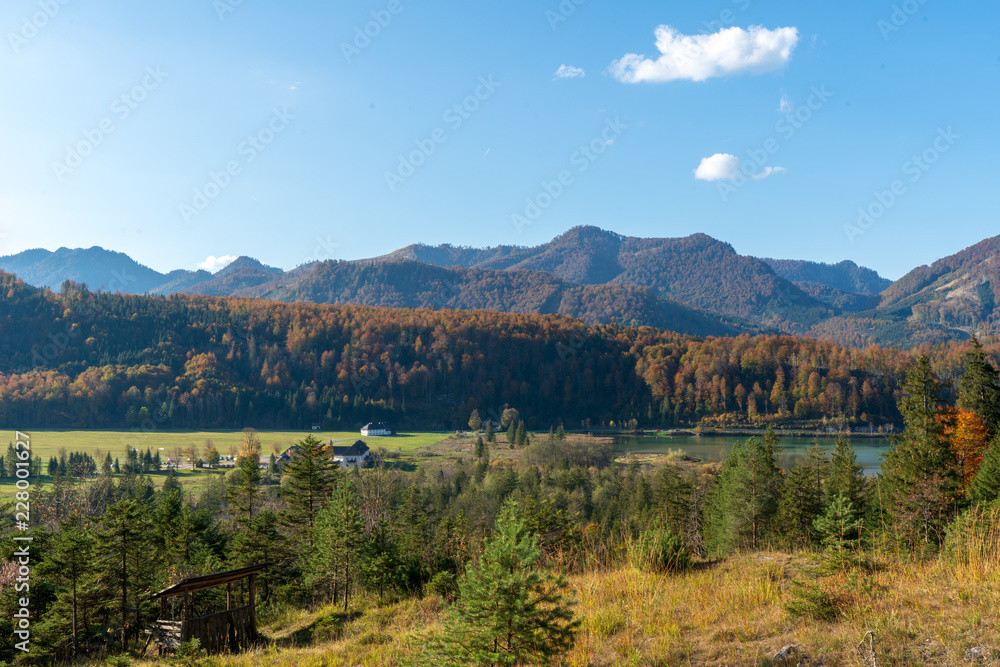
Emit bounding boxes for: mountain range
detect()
[1,226,994,348]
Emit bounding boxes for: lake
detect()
[614,434,892,475]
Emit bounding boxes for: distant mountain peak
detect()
[216,256,283,277]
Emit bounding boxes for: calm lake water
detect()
[614,434,891,475]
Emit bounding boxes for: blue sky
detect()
[0,0,996,279]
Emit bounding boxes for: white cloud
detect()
[694,153,786,181]
[198,255,237,272]
[779,94,793,112]
[610,25,799,84]
[554,64,586,79]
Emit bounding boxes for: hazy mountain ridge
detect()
[762,257,892,296]
[7,227,997,348]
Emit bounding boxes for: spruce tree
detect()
[969,434,1000,505]
[881,356,959,546]
[827,436,866,513]
[39,518,96,660]
[228,448,262,530]
[484,420,495,444]
[307,484,366,610]
[704,436,783,555]
[423,499,579,666]
[280,435,339,552]
[957,337,1000,434]
[97,499,153,651]
[775,462,824,549]
[813,494,860,569]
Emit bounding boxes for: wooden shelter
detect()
[148,563,269,654]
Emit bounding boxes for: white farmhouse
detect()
[361,422,393,436]
[331,440,372,469]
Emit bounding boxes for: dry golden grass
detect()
[123,544,999,666]
[117,508,1000,666]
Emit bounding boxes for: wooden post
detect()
[248,574,257,634]
[184,591,191,620]
[160,597,167,620]
[227,583,232,610]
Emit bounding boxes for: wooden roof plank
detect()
[151,562,270,600]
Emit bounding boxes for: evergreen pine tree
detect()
[38,517,96,660]
[827,436,866,512]
[473,436,486,459]
[969,434,1000,505]
[704,436,784,555]
[484,420,495,444]
[515,421,527,447]
[97,499,153,651]
[422,499,579,666]
[882,356,959,546]
[280,435,339,553]
[775,462,824,548]
[957,337,1000,434]
[307,484,366,610]
[228,449,262,530]
[813,494,860,569]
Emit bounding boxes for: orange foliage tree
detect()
[941,407,991,490]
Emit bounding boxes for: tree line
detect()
[3,271,1000,432]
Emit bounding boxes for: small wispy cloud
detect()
[610,25,799,84]
[198,255,237,272]
[554,64,586,79]
[694,153,786,181]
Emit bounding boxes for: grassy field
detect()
[117,547,1000,666]
[0,429,452,498]
[0,429,450,460]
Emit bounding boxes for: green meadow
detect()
[0,429,452,498]
[0,429,450,460]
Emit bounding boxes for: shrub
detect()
[425,571,459,601]
[633,528,690,574]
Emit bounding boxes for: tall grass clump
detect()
[631,527,690,574]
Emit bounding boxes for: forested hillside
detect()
[3,270,999,432]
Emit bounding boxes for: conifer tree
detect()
[775,462,824,548]
[957,337,1000,434]
[827,436,866,513]
[39,518,96,660]
[704,436,783,555]
[307,484,366,610]
[881,356,959,545]
[484,420,495,444]
[97,499,153,651]
[813,494,860,569]
[280,435,339,552]
[969,434,1000,505]
[423,499,579,666]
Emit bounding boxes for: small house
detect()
[361,422,393,436]
[311,423,321,431]
[331,440,371,469]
